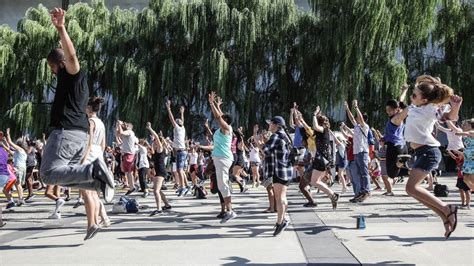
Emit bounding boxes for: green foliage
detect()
[0,0,472,138]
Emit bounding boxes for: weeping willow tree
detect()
[0,0,472,139]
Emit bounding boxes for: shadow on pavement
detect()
[221,256,306,265]
[363,234,474,247]
[0,244,83,250]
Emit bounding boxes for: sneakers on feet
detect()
[178,187,187,197]
[216,212,226,219]
[125,187,136,196]
[84,224,100,241]
[303,202,317,208]
[142,192,150,198]
[273,219,290,236]
[150,210,163,216]
[220,211,237,223]
[162,205,172,211]
[183,187,190,196]
[331,193,339,209]
[6,201,16,209]
[99,218,111,228]
[73,199,84,209]
[48,212,61,219]
[382,191,395,196]
[25,194,36,202]
[54,198,65,213]
[92,159,115,188]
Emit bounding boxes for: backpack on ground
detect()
[117,196,140,213]
[194,185,208,199]
[434,184,449,197]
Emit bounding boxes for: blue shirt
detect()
[293,126,304,148]
[383,119,405,146]
[212,128,233,160]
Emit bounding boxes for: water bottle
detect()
[356,215,366,229]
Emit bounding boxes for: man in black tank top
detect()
[39,8,114,207]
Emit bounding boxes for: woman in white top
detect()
[136,139,151,198]
[434,121,464,151]
[248,131,262,187]
[81,97,111,240]
[398,75,463,239]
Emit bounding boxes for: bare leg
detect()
[382,175,393,193]
[311,170,335,198]
[266,185,275,212]
[273,183,288,224]
[152,176,165,210]
[299,178,315,204]
[81,190,98,229]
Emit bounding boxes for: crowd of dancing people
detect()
[1,8,473,240]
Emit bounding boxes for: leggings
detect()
[138,167,149,191]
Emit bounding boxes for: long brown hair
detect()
[415,75,453,104]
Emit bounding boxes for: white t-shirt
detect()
[444,130,464,151]
[353,124,370,155]
[173,126,186,149]
[189,151,198,165]
[336,142,346,158]
[370,159,381,172]
[121,131,137,154]
[405,104,442,147]
[249,147,261,163]
[137,145,149,169]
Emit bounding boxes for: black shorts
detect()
[26,166,35,176]
[385,142,407,178]
[456,178,470,191]
[272,176,289,186]
[311,154,330,171]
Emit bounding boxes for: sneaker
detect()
[99,218,111,228]
[54,198,65,213]
[175,187,183,195]
[178,188,188,197]
[142,192,150,198]
[349,197,359,203]
[125,187,136,196]
[48,212,61,219]
[6,201,16,209]
[216,212,226,219]
[150,210,163,216]
[92,159,115,188]
[84,224,100,241]
[358,192,370,202]
[382,191,395,196]
[273,219,290,236]
[331,193,339,209]
[162,205,172,211]
[25,194,36,202]
[16,199,25,207]
[303,202,317,208]
[183,187,190,196]
[101,183,115,203]
[73,199,84,209]
[220,211,237,223]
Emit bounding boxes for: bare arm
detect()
[180,106,185,124]
[353,100,366,128]
[146,122,163,152]
[204,119,213,137]
[51,8,80,75]
[312,106,324,133]
[209,92,231,133]
[329,130,342,146]
[81,119,95,164]
[398,84,409,102]
[289,108,296,129]
[5,128,24,152]
[444,95,463,121]
[434,121,452,134]
[166,100,178,128]
[344,101,357,126]
[446,120,462,133]
[456,131,474,138]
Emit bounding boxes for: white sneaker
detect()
[48,212,61,219]
[54,198,65,213]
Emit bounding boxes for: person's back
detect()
[121,130,137,155]
[173,126,186,150]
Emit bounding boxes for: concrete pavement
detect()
[0,174,473,265]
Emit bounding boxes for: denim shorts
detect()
[176,150,187,170]
[412,146,441,172]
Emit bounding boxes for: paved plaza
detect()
[1,175,473,265]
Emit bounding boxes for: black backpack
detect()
[194,185,208,199]
[434,184,449,197]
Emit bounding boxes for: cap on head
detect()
[266,116,286,128]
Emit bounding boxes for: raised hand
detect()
[401,83,409,91]
[208,91,216,103]
[6,128,10,136]
[50,8,65,28]
[165,100,171,109]
[314,106,321,116]
[450,95,463,108]
[253,124,259,135]
[343,101,349,109]
[352,100,358,108]
[216,96,223,107]
[204,119,209,128]
[146,122,152,129]
[180,106,185,113]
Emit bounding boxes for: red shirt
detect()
[347,136,354,161]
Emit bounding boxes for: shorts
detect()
[26,166,35,176]
[235,153,245,167]
[272,176,289,186]
[250,161,261,167]
[0,175,10,188]
[172,163,177,172]
[311,154,331,172]
[15,166,27,185]
[190,164,198,173]
[372,170,381,177]
[121,153,136,173]
[336,153,348,169]
[385,142,407,178]
[412,146,441,172]
[176,150,187,170]
[302,170,312,183]
[456,178,470,191]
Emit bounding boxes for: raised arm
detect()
[312,106,324,133]
[434,121,452,134]
[166,100,178,128]
[456,131,474,138]
[344,101,357,126]
[352,100,366,128]
[208,92,231,133]
[446,120,462,133]
[398,84,409,103]
[180,106,185,125]
[204,119,213,137]
[146,122,162,152]
[5,128,24,152]
[289,103,297,129]
[329,130,342,146]
[444,95,463,121]
[51,8,80,75]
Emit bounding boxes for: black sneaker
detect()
[150,210,163,216]
[162,205,172,211]
[303,202,317,208]
[220,211,237,223]
[273,219,290,236]
[349,197,359,203]
[216,212,226,219]
[331,193,339,209]
[6,201,16,209]
[125,187,136,196]
[92,159,115,188]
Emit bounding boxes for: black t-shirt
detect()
[315,128,332,160]
[50,68,89,131]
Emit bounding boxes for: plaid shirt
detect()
[263,129,293,181]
